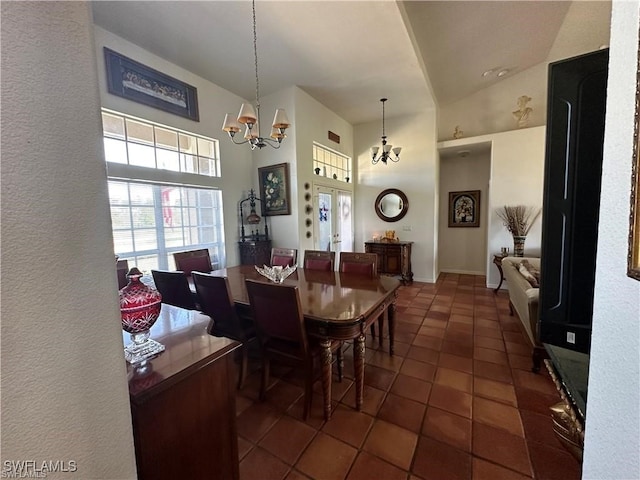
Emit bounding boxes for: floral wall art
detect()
[258,163,291,216]
[448,190,480,227]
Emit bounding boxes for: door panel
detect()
[313,186,353,257]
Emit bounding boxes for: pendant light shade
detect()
[371,98,401,165]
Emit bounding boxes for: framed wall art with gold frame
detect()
[628,35,640,281]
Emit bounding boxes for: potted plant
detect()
[496,205,541,256]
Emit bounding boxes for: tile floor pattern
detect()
[235,273,582,480]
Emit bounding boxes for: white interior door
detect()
[313,186,353,256]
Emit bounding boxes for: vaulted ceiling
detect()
[91,1,611,126]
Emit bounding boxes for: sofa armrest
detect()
[526,289,540,346]
[501,256,541,346]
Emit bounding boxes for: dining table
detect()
[207,265,401,420]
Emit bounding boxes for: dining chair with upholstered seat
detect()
[303,250,335,271]
[192,272,256,389]
[173,248,212,277]
[270,247,298,267]
[245,279,342,420]
[151,270,199,310]
[338,251,383,344]
[338,252,378,275]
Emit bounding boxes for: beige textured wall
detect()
[583,0,640,476]
[1,3,137,478]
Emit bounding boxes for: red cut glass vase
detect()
[119,267,164,364]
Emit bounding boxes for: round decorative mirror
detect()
[375,188,409,222]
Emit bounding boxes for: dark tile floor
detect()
[235,273,582,480]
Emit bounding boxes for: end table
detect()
[493,254,508,293]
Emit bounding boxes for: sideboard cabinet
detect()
[365,241,413,284]
[126,305,241,480]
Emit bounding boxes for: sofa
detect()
[501,256,546,372]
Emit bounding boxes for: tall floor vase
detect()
[513,235,526,257]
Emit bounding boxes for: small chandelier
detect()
[222,0,291,150]
[371,98,401,164]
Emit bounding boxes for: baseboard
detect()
[439,268,485,276]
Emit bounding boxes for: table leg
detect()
[354,333,366,411]
[388,301,396,356]
[320,339,333,421]
[493,256,505,293]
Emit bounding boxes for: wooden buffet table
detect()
[365,240,413,284]
[123,305,241,480]
[209,265,401,420]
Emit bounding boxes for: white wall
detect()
[583,1,640,477]
[438,153,491,275]
[439,64,549,141]
[93,26,254,267]
[1,3,137,478]
[355,111,439,282]
[292,88,355,258]
[437,1,612,141]
[94,25,358,266]
[249,86,299,254]
[438,126,546,288]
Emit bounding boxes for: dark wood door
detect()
[539,48,609,354]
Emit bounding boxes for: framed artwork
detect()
[628,35,640,281]
[448,190,480,227]
[258,163,291,216]
[104,47,199,121]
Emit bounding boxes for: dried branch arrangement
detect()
[496,205,541,236]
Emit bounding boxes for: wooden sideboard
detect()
[365,241,413,284]
[238,239,271,266]
[125,305,241,480]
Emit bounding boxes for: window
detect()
[313,143,351,183]
[103,110,225,272]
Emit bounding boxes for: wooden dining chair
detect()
[173,249,212,277]
[151,270,198,310]
[338,252,378,276]
[245,279,342,420]
[338,252,383,344]
[116,259,129,290]
[192,272,256,389]
[270,247,297,267]
[303,250,335,271]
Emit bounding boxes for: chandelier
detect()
[371,98,401,164]
[222,0,290,150]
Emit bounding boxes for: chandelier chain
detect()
[252,0,261,121]
[382,99,385,138]
[222,0,290,150]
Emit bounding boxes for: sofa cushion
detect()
[518,259,540,288]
